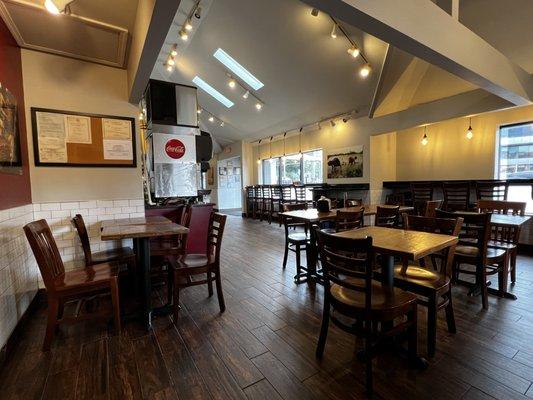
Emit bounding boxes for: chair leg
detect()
[510,250,517,284]
[316,298,330,358]
[364,319,373,396]
[427,295,437,358]
[128,257,138,296]
[282,241,289,269]
[110,277,121,333]
[166,266,173,306]
[295,244,301,280]
[479,264,488,310]
[408,303,418,366]
[498,254,509,297]
[207,271,214,297]
[173,274,180,324]
[444,291,456,334]
[43,298,59,351]
[215,270,226,313]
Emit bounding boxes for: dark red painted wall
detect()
[0,17,31,210]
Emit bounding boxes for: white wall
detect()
[21,50,143,203]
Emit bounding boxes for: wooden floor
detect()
[2,216,533,399]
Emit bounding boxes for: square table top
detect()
[100,215,171,228]
[280,205,413,222]
[101,221,188,241]
[333,226,458,260]
[452,212,531,228]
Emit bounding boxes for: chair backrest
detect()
[72,214,93,265]
[375,206,400,227]
[435,209,490,259]
[282,202,307,212]
[294,185,306,202]
[316,229,374,314]
[24,220,65,292]
[442,182,471,211]
[404,214,463,276]
[207,213,227,263]
[411,182,433,202]
[478,200,526,216]
[385,193,405,206]
[246,186,255,199]
[271,185,281,200]
[420,200,443,218]
[281,186,293,202]
[181,204,193,227]
[335,208,365,232]
[261,185,271,199]
[254,186,263,198]
[476,181,508,201]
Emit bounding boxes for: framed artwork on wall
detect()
[0,84,22,168]
[326,145,364,179]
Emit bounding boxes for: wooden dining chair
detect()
[387,215,463,357]
[475,181,508,201]
[335,208,365,232]
[375,206,400,227]
[294,185,307,205]
[260,185,272,223]
[270,185,282,223]
[316,229,418,395]
[422,200,443,218]
[245,186,255,218]
[385,193,406,206]
[253,186,262,219]
[281,203,309,282]
[478,200,526,284]
[24,219,121,351]
[442,182,471,211]
[436,210,508,309]
[411,182,433,203]
[170,213,227,323]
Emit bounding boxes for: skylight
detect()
[192,76,234,108]
[213,48,264,91]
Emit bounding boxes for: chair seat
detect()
[488,240,517,251]
[175,254,215,268]
[455,245,507,261]
[392,265,449,291]
[55,262,119,291]
[288,232,309,243]
[330,279,417,313]
[91,246,134,264]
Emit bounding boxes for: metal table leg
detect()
[138,237,152,329]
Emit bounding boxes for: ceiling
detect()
[459,0,533,74]
[0,0,138,67]
[151,0,389,145]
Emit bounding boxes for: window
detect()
[261,149,323,185]
[497,122,533,212]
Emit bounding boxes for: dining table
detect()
[280,205,414,282]
[101,216,189,329]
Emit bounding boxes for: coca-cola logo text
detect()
[165,139,186,159]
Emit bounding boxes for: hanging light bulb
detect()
[170,44,178,57]
[184,19,193,31]
[255,102,263,111]
[228,78,236,89]
[139,112,144,121]
[179,30,188,41]
[257,140,262,164]
[466,117,473,140]
[330,23,337,39]
[347,46,360,58]
[208,116,214,123]
[242,90,250,99]
[359,63,371,78]
[421,126,429,146]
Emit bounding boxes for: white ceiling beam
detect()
[301,0,533,106]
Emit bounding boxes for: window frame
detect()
[261,148,323,185]
[496,120,533,180]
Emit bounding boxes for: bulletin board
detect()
[31,107,136,167]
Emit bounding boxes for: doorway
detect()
[217,156,242,213]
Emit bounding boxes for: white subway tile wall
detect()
[0,198,144,349]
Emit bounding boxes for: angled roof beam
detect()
[301,0,533,106]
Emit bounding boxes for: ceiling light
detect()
[170,45,178,57]
[197,108,202,114]
[209,116,214,122]
[167,57,175,66]
[330,24,337,39]
[44,0,62,14]
[179,30,188,41]
[347,46,360,58]
[318,122,322,130]
[192,76,234,108]
[184,19,193,31]
[257,158,261,164]
[220,121,225,127]
[466,117,473,140]
[213,48,264,90]
[228,78,236,89]
[342,117,349,123]
[242,90,250,99]
[139,112,144,121]
[311,8,319,17]
[359,63,371,78]
[166,64,173,72]
[194,6,202,19]
[421,133,428,146]
[330,120,336,128]
[255,102,263,111]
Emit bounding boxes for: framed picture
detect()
[0,84,22,168]
[326,145,364,179]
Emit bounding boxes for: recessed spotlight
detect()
[179,30,188,41]
[184,19,193,31]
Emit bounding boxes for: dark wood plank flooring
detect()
[1,216,533,399]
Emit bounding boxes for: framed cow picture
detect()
[326,145,363,179]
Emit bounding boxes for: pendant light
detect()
[466,117,473,140]
[282,132,287,159]
[298,128,303,159]
[269,137,273,159]
[421,126,429,146]
[257,139,262,164]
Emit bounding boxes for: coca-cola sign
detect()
[165,139,186,159]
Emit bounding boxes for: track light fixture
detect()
[184,19,193,31]
[194,6,202,19]
[255,102,263,111]
[179,30,188,41]
[44,0,74,15]
[220,121,225,127]
[347,45,360,58]
[198,107,227,128]
[242,90,250,99]
[170,45,178,57]
[197,108,202,114]
[330,120,336,128]
[330,23,338,39]
[359,63,371,78]
[208,116,214,122]
[228,78,236,88]
[311,8,319,17]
